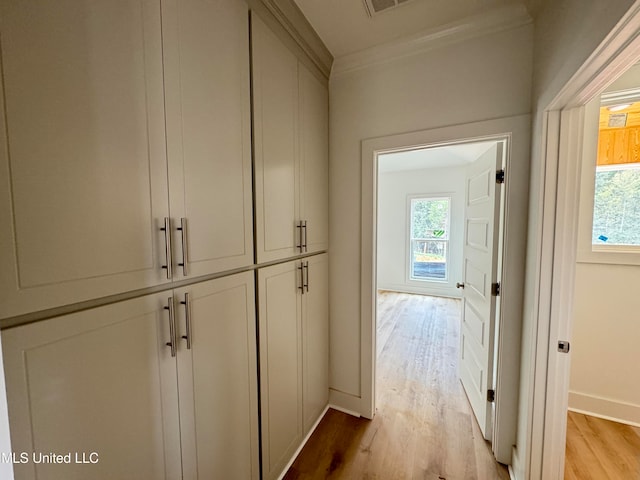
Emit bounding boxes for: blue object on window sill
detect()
[598,235,608,242]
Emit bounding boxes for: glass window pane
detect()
[592,164,640,246]
[409,197,450,281]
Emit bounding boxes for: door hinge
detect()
[491,282,500,296]
[557,341,570,353]
[487,389,495,403]
[496,169,505,184]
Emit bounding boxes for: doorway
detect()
[375,138,505,450]
[360,115,530,466]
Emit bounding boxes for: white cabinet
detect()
[163,0,254,279]
[252,14,329,264]
[173,273,259,479]
[302,254,329,432]
[258,253,328,480]
[2,271,258,480]
[0,0,254,320]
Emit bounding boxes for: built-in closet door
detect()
[302,253,329,432]
[174,272,259,479]
[252,14,300,263]
[1,293,182,480]
[0,0,170,319]
[299,65,329,255]
[163,0,253,278]
[258,261,303,480]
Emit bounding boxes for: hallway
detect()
[284,291,509,479]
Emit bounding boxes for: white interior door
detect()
[459,142,503,440]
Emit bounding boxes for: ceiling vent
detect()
[363,0,414,17]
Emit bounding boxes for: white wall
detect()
[377,166,465,298]
[328,23,533,401]
[567,65,640,426]
[516,1,637,478]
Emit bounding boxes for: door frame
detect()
[360,114,530,464]
[527,4,640,479]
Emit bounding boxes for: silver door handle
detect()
[456,282,465,289]
[296,221,304,253]
[177,217,188,276]
[298,262,305,294]
[181,293,192,350]
[164,297,177,357]
[302,221,308,252]
[161,217,172,279]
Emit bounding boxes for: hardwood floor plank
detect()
[564,410,640,479]
[285,292,509,479]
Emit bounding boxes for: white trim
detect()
[568,392,640,427]
[361,114,530,464]
[327,403,362,419]
[531,4,640,480]
[331,4,531,77]
[328,388,363,416]
[275,404,331,480]
[377,284,462,299]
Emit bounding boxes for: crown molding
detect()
[331,4,532,78]
[251,0,333,78]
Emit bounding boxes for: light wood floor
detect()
[284,291,510,479]
[564,410,640,479]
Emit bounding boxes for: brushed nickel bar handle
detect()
[298,262,305,294]
[161,217,172,279]
[177,217,188,276]
[164,297,177,357]
[302,220,308,253]
[180,292,192,350]
[296,221,303,253]
[303,261,309,293]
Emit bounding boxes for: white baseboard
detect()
[377,284,461,299]
[276,404,331,480]
[329,388,363,416]
[568,391,640,427]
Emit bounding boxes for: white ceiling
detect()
[293,0,536,57]
[378,141,497,173]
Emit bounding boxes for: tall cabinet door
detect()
[302,254,329,433]
[252,14,300,263]
[163,0,254,278]
[299,65,329,255]
[174,272,259,479]
[1,293,182,480]
[258,261,303,480]
[0,0,171,320]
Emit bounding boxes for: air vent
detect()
[363,0,415,17]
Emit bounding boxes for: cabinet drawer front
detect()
[0,0,171,319]
[2,293,182,480]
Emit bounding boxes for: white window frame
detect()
[577,95,640,265]
[406,194,451,283]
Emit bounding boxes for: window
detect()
[409,196,450,281]
[592,163,640,249]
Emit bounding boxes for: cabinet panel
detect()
[0,0,170,319]
[252,14,300,263]
[302,254,329,432]
[164,0,253,277]
[299,65,329,254]
[1,293,182,480]
[175,272,259,479]
[258,261,303,479]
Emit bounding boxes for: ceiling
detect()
[293,0,540,58]
[378,141,497,173]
